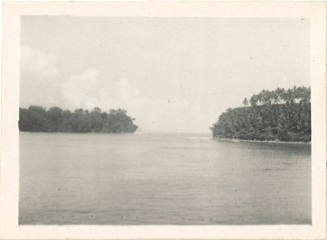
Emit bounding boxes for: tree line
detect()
[211,86,311,142]
[19,106,138,133]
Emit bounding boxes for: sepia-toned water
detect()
[19,132,311,225]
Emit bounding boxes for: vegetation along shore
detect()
[211,86,311,142]
[19,106,138,133]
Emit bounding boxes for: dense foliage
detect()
[211,87,311,142]
[19,106,138,133]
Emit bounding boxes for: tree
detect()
[19,106,138,133]
[250,95,258,106]
[211,86,311,142]
[242,98,248,106]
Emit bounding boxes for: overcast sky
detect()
[20,17,310,133]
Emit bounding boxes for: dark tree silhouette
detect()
[19,106,138,133]
[242,98,248,106]
[211,86,311,142]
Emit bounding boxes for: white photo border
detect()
[1,1,326,239]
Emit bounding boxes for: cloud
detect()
[106,78,207,132]
[21,46,59,78]
[20,46,61,107]
[20,47,215,132]
[61,68,100,109]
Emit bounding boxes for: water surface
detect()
[19,132,311,224]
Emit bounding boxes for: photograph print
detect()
[19,16,312,225]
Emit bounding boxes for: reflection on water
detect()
[19,132,311,225]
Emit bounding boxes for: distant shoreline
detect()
[19,106,138,134]
[214,137,311,145]
[19,131,135,135]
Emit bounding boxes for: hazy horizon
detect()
[20,17,310,133]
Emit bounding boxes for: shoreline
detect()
[214,137,311,145]
[19,131,136,135]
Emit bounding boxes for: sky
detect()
[20,17,310,133]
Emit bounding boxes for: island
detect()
[211,86,311,142]
[19,106,138,133]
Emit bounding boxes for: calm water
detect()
[19,132,311,225]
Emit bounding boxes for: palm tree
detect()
[242,97,249,106]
